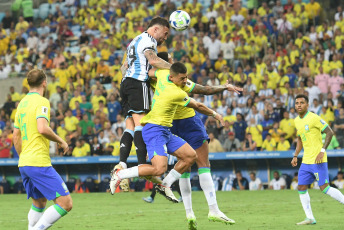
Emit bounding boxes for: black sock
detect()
[134,130,147,165]
[151,184,157,199]
[119,131,133,163]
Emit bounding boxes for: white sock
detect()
[299,190,315,220]
[179,173,194,217]
[33,204,67,230]
[324,186,344,204]
[199,168,219,213]
[117,166,139,179]
[119,161,127,169]
[162,169,181,187]
[28,205,44,229]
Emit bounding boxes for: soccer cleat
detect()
[208,211,235,225]
[178,196,183,203]
[109,169,122,195]
[296,218,316,225]
[113,164,130,192]
[142,196,154,203]
[155,184,179,203]
[187,214,197,230]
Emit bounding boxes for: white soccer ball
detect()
[169,10,190,31]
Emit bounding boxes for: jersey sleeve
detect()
[36,99,50,122]
[141,35,157,53]
[313,114,328,132]
[173,89,190,107]
[14,110,19,129]
[181,79,196,93]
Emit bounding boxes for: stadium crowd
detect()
[0,0,344,161]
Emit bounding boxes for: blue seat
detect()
[0,12,5,23]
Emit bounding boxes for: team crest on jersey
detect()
[42,106,48,115]
[305,125,309,131]
[320,119,326,125]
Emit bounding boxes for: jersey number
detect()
[19,113,28,141]
[128,46,136,66]
[151,89,160,109]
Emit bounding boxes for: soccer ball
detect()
[169,10,190,31]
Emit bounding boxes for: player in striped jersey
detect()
[115,17,172,191]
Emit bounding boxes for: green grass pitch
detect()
[1,190,344,229]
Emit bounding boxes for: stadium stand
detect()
[0,0,343,193]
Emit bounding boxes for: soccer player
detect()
[114,17,172,191]
[13,69,72,230]
[149,52,239,227]
[110,63,224,204]
[291,94,344,225]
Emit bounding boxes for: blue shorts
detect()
[171,115,209,150]
[19,166,70,200]
[298,163,329,187]
[142,123,186,160]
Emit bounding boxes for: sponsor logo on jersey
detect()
[42,106,48,115]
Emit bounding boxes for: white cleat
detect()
[208,211,235,225]
[296,218,316,225]
[113,164,130,192]
[109,169,122,195]
[186,213,197,230]
[155,184,179,203]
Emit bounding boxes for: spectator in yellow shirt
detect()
[72,140,88,157]
[208,132,224,153]
[305,0,321,20]
[279,111,295,142]
[261,134,276,151]
[91,89,106,112]
[64,109,79,132]
[276,134,291,151]
[15,16,29,32]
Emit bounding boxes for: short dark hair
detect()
[171,62,187,75]
[147,17,170,29]
[295,94,309,103]
[338,171,344,176]
[250,172,256,176]
[157,52,169,62]
[27,69,46,88]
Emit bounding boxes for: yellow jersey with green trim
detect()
[14,92,51,167]
[149,69,196,120]
[294,111,328,164]
[141,69,190,127]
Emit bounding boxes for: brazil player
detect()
[13,69,72,230]
[114,17,172,191]
[148,52,239,227]
[291,94,344,225]
[110,63,224,203]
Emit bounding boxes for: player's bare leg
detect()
[32,195,72,230]
[156,143,197,203]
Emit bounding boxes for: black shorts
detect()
[120,77,151,117]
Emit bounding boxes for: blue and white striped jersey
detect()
[125,32,157,82]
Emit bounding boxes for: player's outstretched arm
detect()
[37,118,69,154]
[291,136,303,167]
[192,80,243,95]
[144,50,172,70]
[187,98,224,126]
[13,128,22,155]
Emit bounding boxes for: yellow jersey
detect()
[141,69,190,127]
[295,111,328,164]
[277,140,290,151]
[14,93,51,167]
[150,70,196,120]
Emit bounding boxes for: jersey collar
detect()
[27,92,40,95]
[300,111,309,119]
